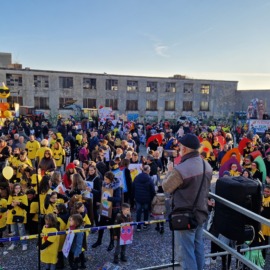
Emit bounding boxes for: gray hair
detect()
[143,165,151,172]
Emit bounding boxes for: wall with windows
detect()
[0,67,239,120]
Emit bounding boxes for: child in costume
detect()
[41,213,60,270]
[7,183,28,251]
[55,203,69,269]
[0,193,7,247]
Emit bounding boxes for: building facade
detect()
[0,67,239,121]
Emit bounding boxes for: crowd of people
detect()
[0,115,270,269]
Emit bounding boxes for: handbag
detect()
[12,215,24,223]
[169,160,205,231]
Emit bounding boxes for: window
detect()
[200,101,209,111]
[127,80,138,91]
[183,101,193,111]
[166,82,176,92]
[201,84,210,94]
[146,81,158,92]
[146,100,157,111]
[34,97,49,109]
[126,100,138,110]
[106,79,118,91]
[183,83,193,94]
[83,78,96,90]
[105,99,118,110]
[59,77,73,88]
[165,101,175,111]
[34,75,49,88]
[6,74,22,87]
[7,96,23,108]
[59,97,74,108]
[83,98,96,108]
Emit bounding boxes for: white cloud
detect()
[154,44,169,57]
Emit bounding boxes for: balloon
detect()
[3,166,14,180]
[3,110,12,118]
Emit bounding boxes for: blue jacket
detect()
[132,172,155,204]
[70,227,84,257]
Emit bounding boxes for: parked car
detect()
[177,116,198,125]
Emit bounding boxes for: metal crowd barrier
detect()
[138,192,270,270]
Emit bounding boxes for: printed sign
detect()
[100,187,113,218]
[62,230,75,258]
[248,120,270,133]
[128,164,142,181]
[120,225,133,245]
[54,183,66,195]
[112,168,124,188]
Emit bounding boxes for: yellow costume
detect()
[262,196,270,236]
[229,170,241,176]
[76,134,83,145]
[30,201,39,222]
[52,145,65,167]
[7,194,28,224]
[0,198,7,230]
[57,217,67,251]
[39,189,52,215]
[26,140,40,160]
[41,226,60,264]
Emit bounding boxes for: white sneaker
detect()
[8,244,15,250]
[22,244,27,251]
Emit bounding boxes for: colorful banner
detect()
[128,164,142,181]
[248,120,270,133]
[100,187,113,218]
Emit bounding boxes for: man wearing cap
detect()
[162,134,212,270]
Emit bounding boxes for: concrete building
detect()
[0,52,269,122]
[0,66,239,121]
[0,53,12,68]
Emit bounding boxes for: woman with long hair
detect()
[0,138,10,170]
[7,183,28,251]
[39,150,56,177]
[86,165,102,226]
[92,171,122,252]
[63,163,77,189]
[51,141,65,176]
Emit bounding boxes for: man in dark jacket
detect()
[162,134,212,270]
[132,165,155,231]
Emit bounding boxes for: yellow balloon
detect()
[3,166,14,180]
[4,110,12,118]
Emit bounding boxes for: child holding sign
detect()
[68,214,85,270]
[113,203,132,264]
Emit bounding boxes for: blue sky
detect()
[1,0,270,89]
